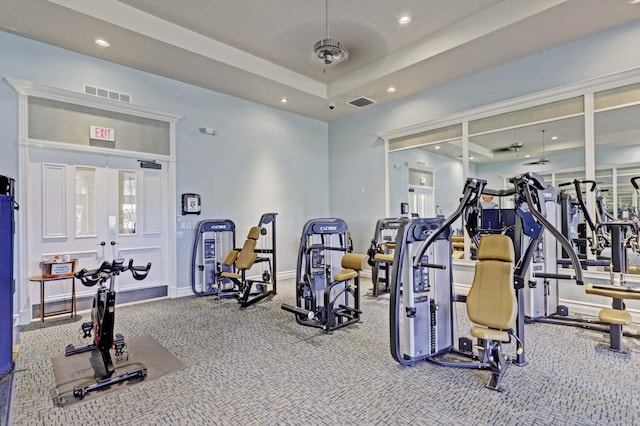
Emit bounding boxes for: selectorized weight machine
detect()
[191,213,277,308]
[281,218,366,332]
[367,217,403,297]
[191,219,237,297]
[390,174,583,391]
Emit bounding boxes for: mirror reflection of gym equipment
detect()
[191,213,277,308]
[281,218,367,332]
[367,217,402,297]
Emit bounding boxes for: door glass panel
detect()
[75,166,96,237]
[119,170,137,235]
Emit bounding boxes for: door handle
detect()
[99,241,106,246]
[110,241,118,246]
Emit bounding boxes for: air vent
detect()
[84,85,132,103]
[346,96,377,108]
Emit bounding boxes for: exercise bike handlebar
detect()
[74,260,111,287]
[75,258,152,287]
[128,259,152,281]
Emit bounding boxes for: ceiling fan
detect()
[524,129,551,165]
[493,129,524,152]
[494,142,524,152]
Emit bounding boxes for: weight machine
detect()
[281,218,366,332]
[367,217,402,297]
[537,179,640,349]
[191,213,277,308]
[558,179,611,259]
[389,174,582,391]
[191,219,236,297]
[64,258,151,400]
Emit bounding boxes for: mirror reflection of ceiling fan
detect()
[493,128,524,153]
[524,129,551,165]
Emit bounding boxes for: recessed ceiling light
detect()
[280,97,288,103]
[551,136,558,140]
[399,16,411,24]
[469,156,474,160]
[387,86,396,93]
[95,39,110,47]
[434,145,440,150]
[629,0,640,4]
[525,154,531,158]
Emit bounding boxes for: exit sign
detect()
[90,126,115,142]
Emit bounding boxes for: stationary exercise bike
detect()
[64,258,151,399]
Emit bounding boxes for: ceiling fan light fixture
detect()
[313,0,348,66]
[313,39,348,65]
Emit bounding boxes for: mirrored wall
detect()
[382,72,640,275]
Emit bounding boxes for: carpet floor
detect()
[7,278,640,425]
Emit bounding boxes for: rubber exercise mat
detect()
[52,335,185,407]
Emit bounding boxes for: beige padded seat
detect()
[333,253,367,282]
[220,226,261,280]
[466,234,516,343]
[599,308,632,325]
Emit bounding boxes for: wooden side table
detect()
[29,275,77,326]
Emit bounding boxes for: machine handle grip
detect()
[533,272,583,284]
[557,258,610,267]
[418,262,447,269]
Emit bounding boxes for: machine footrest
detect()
[281,303,314,320]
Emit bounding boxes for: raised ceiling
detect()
[2,0,640,122]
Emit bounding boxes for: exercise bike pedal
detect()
[81,322,94,338]
[113,335,129,361]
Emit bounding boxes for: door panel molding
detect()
[41,163,67,239]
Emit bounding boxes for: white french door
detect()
[27,147,167,312]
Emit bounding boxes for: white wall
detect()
[329,19,640,256]
[0,31,330,296]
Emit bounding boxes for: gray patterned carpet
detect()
[7,278,640,425]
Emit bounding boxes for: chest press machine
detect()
[191,213,277,308]
[281,218,367,332]
[390,173,582,391]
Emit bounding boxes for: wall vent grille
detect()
[84,85,132,103]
